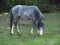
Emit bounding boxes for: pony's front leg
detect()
[31,21,36,36]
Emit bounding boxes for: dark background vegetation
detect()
[0,0,60,13]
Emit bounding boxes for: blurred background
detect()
[0,0,60,13]
[0,0,60,45]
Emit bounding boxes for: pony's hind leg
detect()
[31,28,33,35]
[15,17,21,35]
[10,18,16,35]
[16,24,21,35]
[10,14,15,35]
[11,24,14,35]
[10,17,18,35]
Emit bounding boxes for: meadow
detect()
[0,13,60,45]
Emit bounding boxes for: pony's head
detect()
[38,17,44,29]
[37,17,44,35]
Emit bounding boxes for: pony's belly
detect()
[20,12,32,19]
[20,15,31,20]
[20,14,35,20]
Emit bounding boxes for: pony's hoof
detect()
[10,33,14,35]
[30,34,35,37]
[38,34,43,36]
[18,33,22,36]
[32,35,35,37]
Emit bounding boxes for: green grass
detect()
[0,13,60,45]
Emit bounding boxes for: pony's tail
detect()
[10,10,13,28]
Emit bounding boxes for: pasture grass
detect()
[0,12,60,45]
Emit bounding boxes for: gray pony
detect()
[10,5,44,36]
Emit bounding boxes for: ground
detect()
[0,13,60,45]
